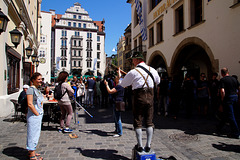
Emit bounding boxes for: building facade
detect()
[0,0,41,117]
[38,11,52,83]
[123,23,132,72]
[50,2,106,78]
[117,36,125,70]
[127,0,240,80]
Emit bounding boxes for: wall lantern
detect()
[0,8,9,35]
[25,46,32,58]
[9,27,22,48]
[36,58,40,67]
[31,54,37,63]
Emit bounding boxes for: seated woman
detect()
[42,86,53,100]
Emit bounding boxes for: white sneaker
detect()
[113,134,121,138]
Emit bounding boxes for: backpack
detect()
[54,83,67,100]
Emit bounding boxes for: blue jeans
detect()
[113,104,122,135]
[27,113,43,151]
[220,95,240,136]
[87,89,94,106]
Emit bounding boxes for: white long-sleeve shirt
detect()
[119,62,160,90]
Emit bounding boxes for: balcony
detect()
[125,45,146,59]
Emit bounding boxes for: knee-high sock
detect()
[146,127,153,148]
[135,128,143,147]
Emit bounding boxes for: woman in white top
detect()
[56,71,74,133]
[77,78,85,105]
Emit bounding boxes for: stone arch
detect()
[148,50,168,76]
[170,37,218,78]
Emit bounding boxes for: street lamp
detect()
[36,58,40,72]
[31,54,37,63]
[9,27,22,48]
[0,8,9,35]
[25,46,33,59]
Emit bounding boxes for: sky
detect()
[41,0,131,57]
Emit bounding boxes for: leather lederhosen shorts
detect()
[132,88,154,129]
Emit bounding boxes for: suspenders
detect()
[135,66,151,88]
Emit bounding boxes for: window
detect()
[87,42,92,49]
[83,23,86,28]
[62,30,67,36]
[73,61,76,67]
[150,0,162,11]
[97,43,100,50]
[190,0,202,26]
[78,23,81,28]
[97,36,100,41]
[134,10,139,27]
[87,51,92,58]
[78,41,81,47]
[87,61,92,68]
[40,36,46,43]
[134,39,137,48]
[78,15,81,19]
[61,60,66,67]
[97,62,100,69]
[73,40,77,46]
[175,5,184,34]
[87,33,92,38]
[73,22,76,27]
[73,50,77,56]
[61,49,66,56]
[97,52,100,59]
[149,27,154,47]
[62,40,67,47]
[75,31,80,36]
[78,61,81,67]
[73,15,76,19]
[157,20,163,43]
[39,50,46,57]
[78,50,81,57]
[7,53,20,94]
[68,22,71,26]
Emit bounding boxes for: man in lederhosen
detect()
[118,51,160,152]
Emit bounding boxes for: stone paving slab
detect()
[0,107,240,160]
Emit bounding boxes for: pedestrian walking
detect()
[57,71,75,133]
[217,68,240,139]
[104,76,124,137]
[118,51,160,153]
[26,72,44,160]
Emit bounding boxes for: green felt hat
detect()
[130,51,144,60]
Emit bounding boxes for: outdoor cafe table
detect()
[43,99,58,126]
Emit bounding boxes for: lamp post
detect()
[0,8,9,35]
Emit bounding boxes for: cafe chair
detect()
[10,99,23,122]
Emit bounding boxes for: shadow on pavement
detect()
[68,147,130,160]
[2,146,28,160]
[212,142,240,153]
[79,129,114,137]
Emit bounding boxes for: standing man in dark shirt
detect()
[209,73,220,115]
[87,76,96,108]
[217,68,240,139]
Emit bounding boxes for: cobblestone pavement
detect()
[1,106,240,160]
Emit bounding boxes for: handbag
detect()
[115,101,125,112]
